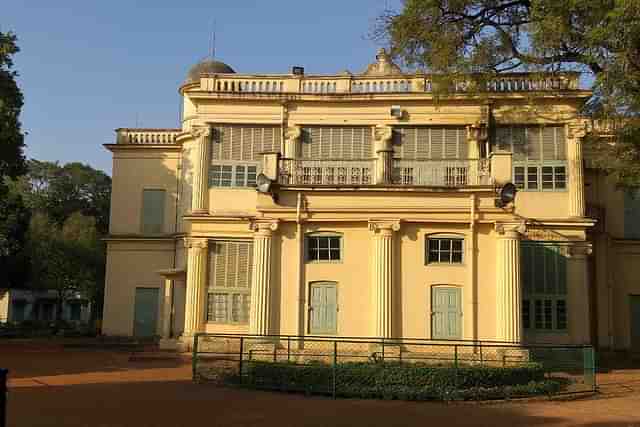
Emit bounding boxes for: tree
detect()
[0,31,27,283]
[377,0,640,186]
[28,212,104,322]
[18,160,112,235]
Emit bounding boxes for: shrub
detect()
[234,361,559,401]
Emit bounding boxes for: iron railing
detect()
[192,333,596,400]
[278,159,374,186]
[392,159,491,186]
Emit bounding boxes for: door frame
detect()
[430,285,463,340]
[133,286,160,337]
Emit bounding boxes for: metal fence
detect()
[192,334,596,399]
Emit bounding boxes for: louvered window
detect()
[210,124,281,161]
[494,126,567,191]
[521,242,568,331]
[300,126,373,159]
[207,240,253,324]
[392,127,469,159]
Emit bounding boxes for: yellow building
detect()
[102,49,640,352]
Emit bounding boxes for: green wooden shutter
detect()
[432,287,461,339]
[526,127,542,161]
[141,189,165,234]
[309,282,337,334]
[430,128,444,159]
[444,128,458,159]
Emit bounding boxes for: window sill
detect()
[425,263,466,267]
[306,260,344,264]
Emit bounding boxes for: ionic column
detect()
[568,124,586,218]
[370,221,400,338]
[285,126,302,159]
[191,126,211,214]
[495,225,522,343]
[249,221,278,335]
[182,238,208,337]
[374,125,394,185]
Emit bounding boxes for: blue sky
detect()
[4,1,401,174]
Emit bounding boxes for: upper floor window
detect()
[426,235,464,264]
[306,233,342,263]
[209,164,257,188]
[521,242,568,332]
[141,189,165,234]
[392,126,468,160]
[300,126,372,160]
[210,124,281,162]
[494,125,567,192]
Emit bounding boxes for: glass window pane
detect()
[451,251,463,263]
[329,248,340,261]
[527,167,538,189]
[210,165,222,186]
[329,237,340,250]
[556,300,567,330]
[318,237,330,249]
[440,239,451,251]
[235,165,246,187]
[428,250,439,263]
[542,166,554,189]
[318,249,330,260]
[247,166,257,187]
[522,299,530,329]
[535,300,543,329]
[452,239,463,251]
[554,166,566,189]
[544,300,553,329]
[221,165,233,187]
[514,166,525,189]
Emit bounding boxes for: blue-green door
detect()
[309,282,337,334]
[134,288,159,337]
[432,287,462,339]
[630,295,640,353]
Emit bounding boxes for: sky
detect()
[4,0,402,175]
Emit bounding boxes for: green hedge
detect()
[231,361,560,401]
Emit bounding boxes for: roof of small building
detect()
[185,58,236,83]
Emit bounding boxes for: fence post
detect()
[0,368,7,427]
[479,342,483,366]
[239,337,244,385]
[333,341,338,399]
[381,339,385,363]
[192,334,200,381]
[287,336,291,363]
[454,345,459,393]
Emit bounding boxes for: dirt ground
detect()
[2,339,640,427]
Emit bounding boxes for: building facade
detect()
[102,49,640,351]
[0,289,92,325]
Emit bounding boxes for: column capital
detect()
[184,237,209,250]
[567,122,588,139]
[191,125,211,139]
[374,125,393,142]
[285,125,302,142]
[250,220,279,234]
[369,220,401,234]
[494,222,526,238]
[568,243,593,258]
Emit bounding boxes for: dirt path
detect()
[3,339,640,427]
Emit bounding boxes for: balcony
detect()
[115,128,181,144]
[279,159,374,186]
[277,158,493,187]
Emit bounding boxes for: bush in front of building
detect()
[232,361,561,401]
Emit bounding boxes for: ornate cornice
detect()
[568,121,588,139]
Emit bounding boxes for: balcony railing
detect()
[277,158,492,187]
[115,128,181,144]
[279,159,374,186]
[392,159,491,186]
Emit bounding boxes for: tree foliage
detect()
[377,0,640,186]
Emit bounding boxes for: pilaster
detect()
[495,223,523,343]
[249,220,279,335]
[182,238,208,338]
[568,124,587,218]
[369,220,400,338]
[191,126,211,214]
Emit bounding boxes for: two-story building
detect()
[102,49,640,352]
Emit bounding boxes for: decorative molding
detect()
[567,121,588,139]
[183,237,209,249]
[494,221,526,236]
[192,126,211,139]
[285,125,302,142]
[249,220,280,232]
[368,220,401,233]
[374,125,393,143]
[567,243,593,257]
[522,228,570,241]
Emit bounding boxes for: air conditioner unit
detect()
[390,105,403,118]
